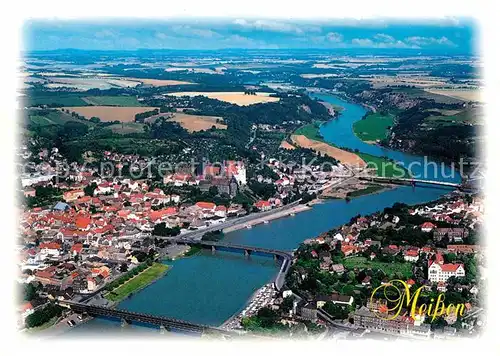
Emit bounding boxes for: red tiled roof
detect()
[71,243,83,253]
[254,200,271,208]
[405,250,419,257]
[421,222,436,229]
[20,302,33,312]
[440,263,464,272]
[195,202,216,210]
[75,214,91,229]
[40,242,61,250]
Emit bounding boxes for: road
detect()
[168,200,303,241]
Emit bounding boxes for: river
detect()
[67,93,459,336]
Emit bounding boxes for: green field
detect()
[26,94,89,107]
[28,110,93,127]
[83,96,144,106]
[424,108,481,127]
[343,256,413,278]
[353,113,394,142]
[394,87,464,104]
[105,263,169,302]
[357,153,410,178]
[108,122,146,134]
[293,123,325,141]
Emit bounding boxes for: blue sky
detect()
[24,18,477,54]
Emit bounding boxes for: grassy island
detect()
[347,185,385,198]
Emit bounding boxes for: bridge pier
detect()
[273,254,278,261]
[121,318,130,328]
[160,325,170,334]
[211,246,216,255]
[244,249,250,258]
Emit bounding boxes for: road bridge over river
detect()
[359,176,463,189]
[153,237,293,290]
[58,300,235,336]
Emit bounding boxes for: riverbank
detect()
[221,283,276,331]
[104,263,169,304]
[223,204,312,233]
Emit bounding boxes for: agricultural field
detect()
[424,88,482,102]
[353,113,394,143]
[168,113,226,132]
[357,153,410,178]
[123,77,195,87]
[291,134,366,166]
[45,77,141,90]
[394,87,465,104]
[279,140,296,150]
[423,108,482,127]
[27,109,93,127]
[343,256,413,278]
[63,106,159,122]
[108,122,146,134]
[168,91,280,106]
[82,96,144,107]
[25,93,89,107]
[364,75,449,88]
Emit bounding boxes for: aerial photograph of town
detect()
[15,16,486,342]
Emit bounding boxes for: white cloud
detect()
[155,32,169,40]
[326,32,343,43]
[171,25,220,39]
[232,19,308,34]
[94,30,117,38]
[351,38,374,47]
[373,33,395,43]
[351,35,417,49]
[404,36,456,47]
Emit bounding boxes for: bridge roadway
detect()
[58,300,234,336]
[359,176,461,188]
[153,237,293,290]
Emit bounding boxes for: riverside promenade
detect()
[223,204,311,233]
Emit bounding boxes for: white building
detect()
[428,253,465,283]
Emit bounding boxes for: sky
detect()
[23,18,477,54]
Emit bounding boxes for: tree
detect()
[323,301,349,320]
[119,263,128,273]
[84,182,97,197]
[280,296,294,313]
[23,283,37,301]
[256,307,279,328]
[444,253,457,263]
[152,223,180,237]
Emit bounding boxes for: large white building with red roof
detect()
[428,253,465,283]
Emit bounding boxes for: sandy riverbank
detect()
[223,204,312,233]
[290,134,366,167]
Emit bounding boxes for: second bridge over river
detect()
[152,236,293,290]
